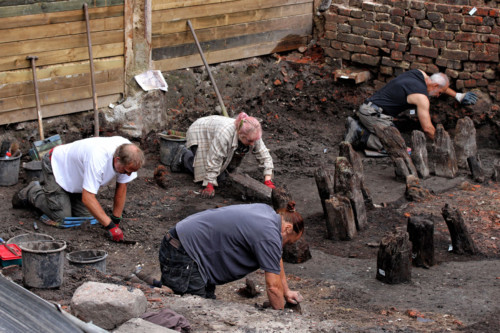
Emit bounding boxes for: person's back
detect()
[176,203,282,285]
[367,69,428,117]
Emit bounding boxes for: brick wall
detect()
[319,0,500,103]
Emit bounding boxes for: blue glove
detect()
[456,92,478,105]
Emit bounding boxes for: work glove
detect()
[105,221,124,242]
[455,92,478,105]
[264,179,276,189]
[111,214,122,228]
[201,183,215,199]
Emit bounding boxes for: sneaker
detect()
[12,180,40,209]
[344,116,363,144]
[170,145,188,173]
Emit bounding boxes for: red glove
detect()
[264,180,276,189]
[105,222,124,242]
[201,183,215,199]
[111,215,122,228]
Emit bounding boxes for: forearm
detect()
[279,259,291,294]
[82,190,112,227]
[265,272,285,310]
[112,183,127,217]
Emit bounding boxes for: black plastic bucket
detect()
[23,160,43,182]
[0,152,22,186]
[66,249,108,273]
[19,240,66,288]
[7,233,54,246]
[159,134,186,166]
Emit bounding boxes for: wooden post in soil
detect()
[441,204,477,255]
[271,187,311,263]
[467,155,485,183]
[407,216,435,268]
[324,196,357,240]
[410,130,429,179]
[432,125,458,178]
[314,166,335,217]
[339,142,373,208]
[334,157,367,230]
[372,124,418,180]
[376,228,412,284]
[492,159,500,181]
[454,117,477,170]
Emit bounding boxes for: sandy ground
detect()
[1,51,499,332]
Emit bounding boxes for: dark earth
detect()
[1,48,499,332]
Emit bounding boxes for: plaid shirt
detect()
[186,116,273,186]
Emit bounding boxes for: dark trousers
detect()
[159,228,216,299]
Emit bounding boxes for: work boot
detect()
[344,116,363,144]
[170,145,188,173]
[12,180,40,209]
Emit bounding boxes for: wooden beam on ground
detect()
[227,172,272,203]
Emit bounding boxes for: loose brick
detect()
[471,72,483,80]
[416,56,433,64]
[409,9,426,20]
[411,27,428,38]
[381,31,395,41]
[422,39,434,47]
[427,12,443,23]
[366,46,380,56]
[418,20,433,29]
[388,41,407,51]
[342,43,367,53]
[391,50,404,60]
[458,72,471,80]
[455,33,481,43]
[445,69,459,79]
[429,31,454,41]
[476,79,488,87]
[441,49,469,61]
[380,66,394,75]
[477,63,495,71]
[365,38,387,48]
[436,4,451,14]
[444,14,463,24]
[351,9,363,19]
[380,22,401,33]
[352,53,381,66]
[463,79,477,88]
[381,56,399,67]
[484,69,496,80]
[411,46,439,58]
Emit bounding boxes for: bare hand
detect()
[284,290,303,304]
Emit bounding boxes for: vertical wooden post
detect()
[376,229,412,284]
[432,125,458,178]
[454,117,477,169]
[314,166,335,217]
[441,204,476,255]
[407,216,434,268]
[410,130,429,179]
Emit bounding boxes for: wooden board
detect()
[0,57,123,84]
[0,93,122,125]
[152,2,312,36]
[0,80,123,113]
[153,22,312,60]
[0,5,123,30]
[152,0,312,22]
[0,42,124,72]
[154,35,307,71]
[0,0,124,18]
[153,0,239,11]
[0,68,123,99]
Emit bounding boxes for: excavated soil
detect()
[1,49,499,332]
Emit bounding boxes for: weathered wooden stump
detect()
[334,157,367,230]
[493,159,500,182]
[339,142,373,208]
[441,204,477,255]
[271,186,312,264]
[467,155,485,183]
[228,173,271,203]
[407,216,435,268]
[314,166,335,217]
[372,124,418,180]
[376,229,412,284]
[454,117,477,169]
[324,196,357,240]
[410,130,429,179]
[432,124,458,178]
[405,175,431,202]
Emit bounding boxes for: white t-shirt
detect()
[51,136,137,194]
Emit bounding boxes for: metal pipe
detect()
[83,3,99,136]
[186,20,229,117]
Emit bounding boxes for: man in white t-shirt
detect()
[12,136,145,242]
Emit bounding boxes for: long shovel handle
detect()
[83,3,99,137]
[186,20,229,118]
[27,56,44,140]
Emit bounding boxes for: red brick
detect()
[470,72,483,80]
[470,51,499,62]
[463,79,477,88]
[351,9,363,19]
[458,72,471,80]
[395,33,407,43]
[338,24,352,33]
[446,41,460,50]
[365,39,387,48]
[447,60,462,70]
[325,31,337,40]
[390,7,405,16]
[391,16,403,26]
[380,66,394,75]
[411,46,438,58]
[429,31,454,40]
[416,56,434,64]
[410,28,429,38]
[331,41,342,50]
[388,41,407,51]
[441,50,469,61]
[382,31,395,41]
[338,7,352,16]
[480,34,500,43]
[342,43,367,53]
[337,33,365,45]
[352,54,381,66]
[463,62,477,72]
[455,33,481,42]
[391,50,404,60]
[376,13,391,21]
[484,69,496,79]
[445,69,459,79]
[325,48,351,60]
[445,23,460,31]
[460,24,475,32]
[381,56,399,67]
[403,53,416,62]
[380,22,401,33]
[435,58,448,67]
[364,12,376,21]
[444,14,463,24]
[409,37,421,45]
[422,39,434,47]
[349,18,375,29]
[410,2,425,10]
[436,4,451,14]
[426,64,439,73]
[434,40,446,49]
[409,9,426,20]
[366,46,380,56]
[410,62,427,71]
[456,80,464,89]
[476,26,492,34]
[427,12,443,23]
[418,20,432,29]
[404,17,416,27]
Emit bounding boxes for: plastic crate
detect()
[32,134,62,160]
[0,244,22,267]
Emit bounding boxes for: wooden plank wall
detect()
[152,0,314,71]
[0,0,125,126]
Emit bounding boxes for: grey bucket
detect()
[159,134,186,166]
[66,249,108,273]
[19,240,66,289]
[23,160,43,182]
[7,233,54,246]
[0,152,22,186]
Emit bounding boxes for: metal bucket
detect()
[159,134,186,166]
[23,160,43,182]
[0,152,22,186]
[66,249,108,273]
[19,240,66,289]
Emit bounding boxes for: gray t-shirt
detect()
[176,203,282,285]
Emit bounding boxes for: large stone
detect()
[114,318,177,333]
[71,282,147,330]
